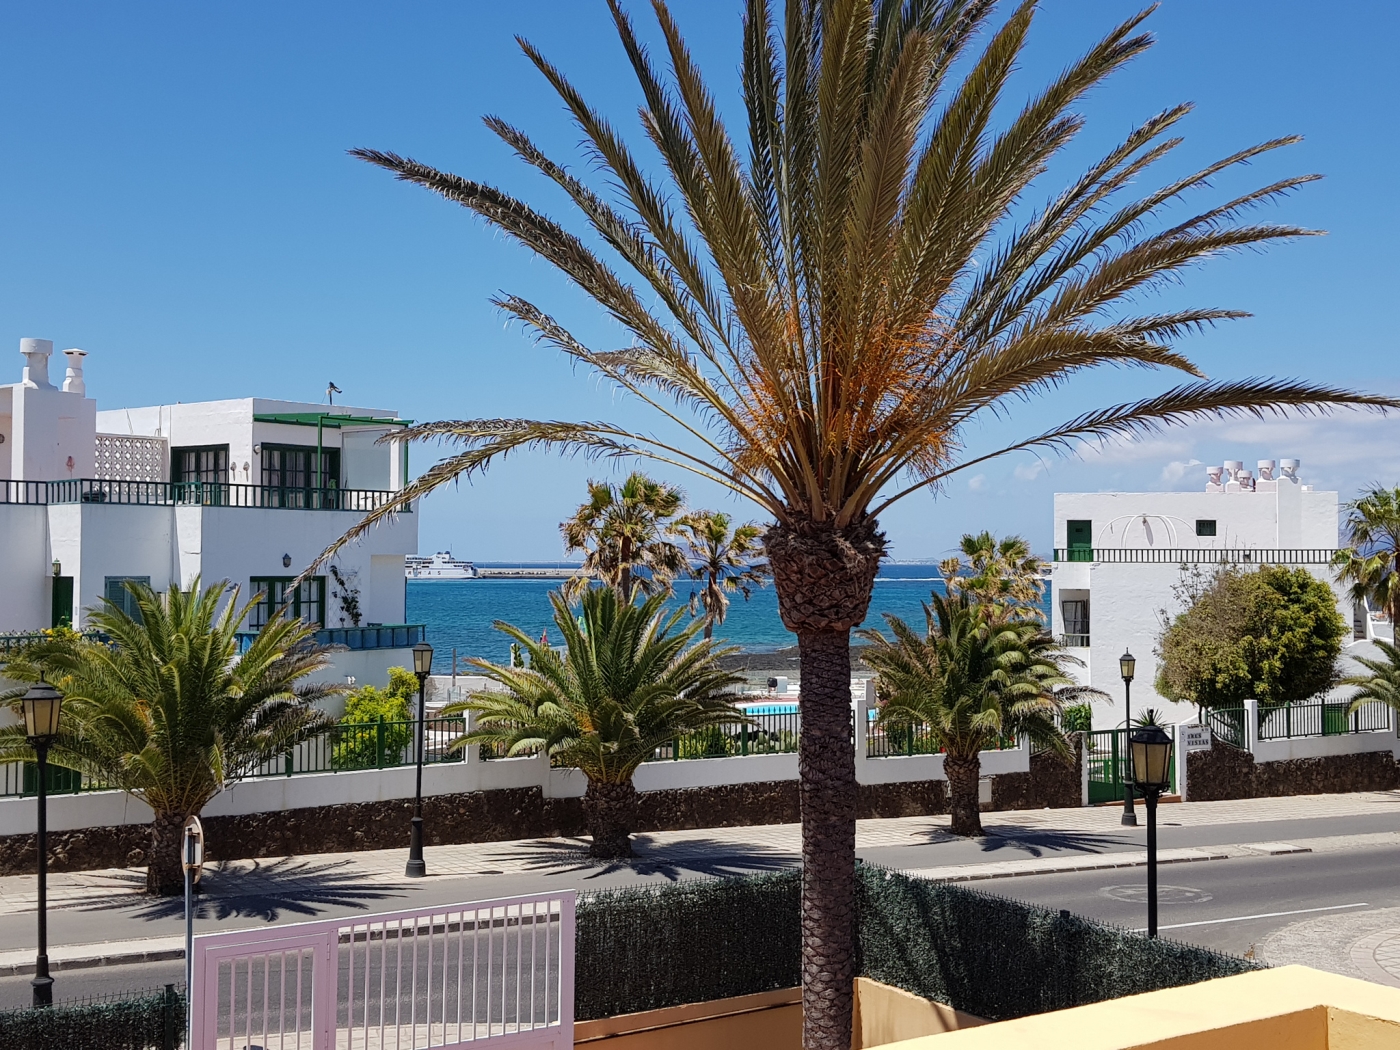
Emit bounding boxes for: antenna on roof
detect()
[326,381,342,405]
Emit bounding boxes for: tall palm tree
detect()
[1334,486,1400,636]
[561,472,687,599]
[939,531,1046,619]
[0,580,337,894]
[445,586,744,856]
[1340,639,1400,715]
[859,593,1072,835]
[674,510,770,639]
[321,3,1395,1043]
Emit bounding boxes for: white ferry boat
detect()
[405,551,478,580]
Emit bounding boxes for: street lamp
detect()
[22,682,64,1008]
[405,641,434,878]
[1128,725,1174,938]
[1119,649,1138,828]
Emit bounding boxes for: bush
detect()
[1062,703,1093,732]
[330,667,416,770]
[1156,565,1345,709]
[0,986,184,1050]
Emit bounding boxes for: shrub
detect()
[1156,565,1345,709]
[0,986,184,1050]
[330,667,416,770]
[1062,703,1093,732]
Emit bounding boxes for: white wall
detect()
[368,555,407,624]
[0,506,50,630]
[49,504,176,627]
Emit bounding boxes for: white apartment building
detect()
[1049,457,1365,728]
[0,338,421,691]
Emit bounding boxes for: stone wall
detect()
[0,754,1082,875]
[990,734,1084,811]
[1187,739,1400,801]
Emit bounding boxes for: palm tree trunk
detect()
[147,810,187,895]
[765,518,884,1050]
[945,753,983,836]
[583,779,636,858]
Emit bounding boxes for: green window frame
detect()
[260,444,341,507]
[1066,520,1093,561]
[1195,519,1217,537]
[105,576,152,622]
[248,576,326,630]
[172,445,229,484]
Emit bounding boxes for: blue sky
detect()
[1,1,1395,559]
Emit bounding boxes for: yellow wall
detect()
[864,966,1400,1050]
[574,987,801,1050]
[852,977,986,1047]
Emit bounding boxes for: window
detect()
[1195,519,1217,537]
[173,445,229,484]
[249,577,326,629]
[1066,520,1092,561]
[105,576,152,622]
[261,445,340,507]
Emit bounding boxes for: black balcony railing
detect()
[1,478,406,511]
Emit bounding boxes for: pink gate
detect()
[190,892,575,1050]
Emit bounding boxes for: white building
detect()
[0,338,421,693]
[1049,457,1365,728]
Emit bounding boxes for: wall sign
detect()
[1181,724,1213,752]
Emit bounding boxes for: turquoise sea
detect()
[407,563,1052,672]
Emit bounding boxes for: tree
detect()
[331,666,418,770]
[445,586,744,857]
[561,472,686,599]
[322,4,1395,1043]
[1156,565,1344,710]
[939,532,1046,620]
[674,510,770,639]
[0,580,337,894]
[859,593,1073,835]
[1334,486,1400,632]
[1340,640,1400,716]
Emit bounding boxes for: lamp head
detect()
[1119,649,1136,683]
[21,683,64,740]
[1128,725,1173,793]
[412,641,434,677]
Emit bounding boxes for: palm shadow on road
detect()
[976,826,1134,858]
[64,858,408,923]
[482,836,798,881]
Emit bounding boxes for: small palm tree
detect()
[561,472,686,599]
[1340,640,1400,715]
[0,580,337,894]
[860,593,1073,836]
[446,586,745,857]
[940,532,1046,620]
[1334,486,1400,634]
[674,510,770,639]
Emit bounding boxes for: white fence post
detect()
[853,680,873,782]
[1173,722,1189,801]
[1244,699,1260,754]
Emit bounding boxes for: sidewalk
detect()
[1,790,1398,977]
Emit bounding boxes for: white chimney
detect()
[19,338,54,389]
[62,348,87,395]
[1238,469,1255,491]
[1257,459,1276,481]
[1280,458,1301,483]
[1206,466,1224,492]
[1223,459,1244,481]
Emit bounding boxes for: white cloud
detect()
[1013,461,1046,481]
[1160,458,1203,484]
[967,473,986,491]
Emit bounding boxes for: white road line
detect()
[1137,902,1370,932]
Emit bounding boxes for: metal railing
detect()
[1053,547,1337,565]
[0,628,106,654]
[865,709,1015,757]
[0,478,406,511]
[1058,633,1090,648]
[1203,706,1247,749]
[649,708,800,761]
[235,624,427,654]
[191,892,575,1050]
[1256,701,1392,740]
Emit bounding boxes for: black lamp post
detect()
[22,683,64,1008]
[405,641,434,878]
[1128,725,1174,938]
[1119,649,1138,827]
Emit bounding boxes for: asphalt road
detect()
[3,813,1399,1010]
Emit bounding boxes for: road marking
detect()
[1137,902,1369,932]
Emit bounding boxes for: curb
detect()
[0,939,185,978]
[906,847,1235,883]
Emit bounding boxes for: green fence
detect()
[650,709,800,760]
[1086,728,1176,804]
[1256,701,1392,740]
[866,709,1015,758]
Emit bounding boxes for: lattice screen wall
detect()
[94,433,167,481]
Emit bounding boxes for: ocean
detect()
[407,563,1052,672]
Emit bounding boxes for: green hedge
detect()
[575,870,801,1020]
[856,864,1259,1021]
[0,986,183,1050]
[574,865,1258,1021]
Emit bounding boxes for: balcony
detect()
[235,623,427,654]
[1,479,406,512]
[1058,633,1090,648]
[1052,547,1336,564]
